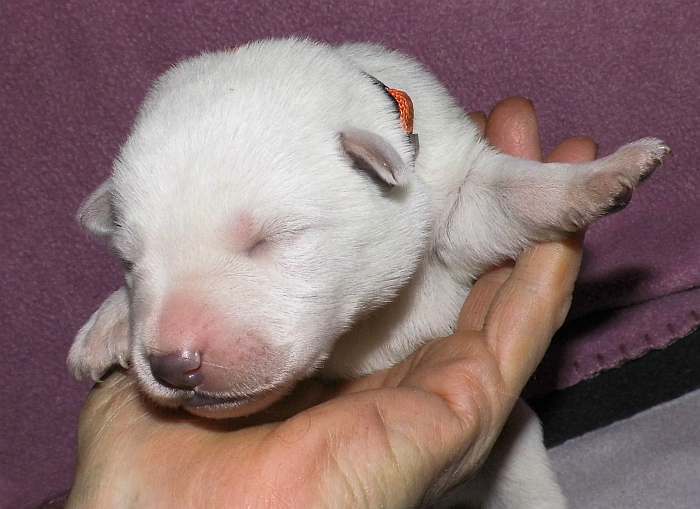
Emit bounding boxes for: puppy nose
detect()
[149,350,203,390]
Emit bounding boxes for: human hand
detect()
[67,97,595,509]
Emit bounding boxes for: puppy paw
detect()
[587,137,670,216]
[67,287,131,381]
[613,137,670,179]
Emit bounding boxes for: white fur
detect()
[68,38,669,507]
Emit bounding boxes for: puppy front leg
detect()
[436,137,670,279]
[67,287,131,381]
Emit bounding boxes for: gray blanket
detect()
[551,389,700,508]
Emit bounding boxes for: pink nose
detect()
[153,291,278,394]
[149,350,203,390]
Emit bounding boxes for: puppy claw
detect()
[117,352,130,369]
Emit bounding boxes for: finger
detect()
[485,238,583,393]
[459,98,543,330]
[457,264,513,331]
[485,137,597,393]
[486,97,542,161]
[468,111,487,135]
[547,136,597,163]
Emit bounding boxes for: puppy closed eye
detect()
[247,236,269,255]
[232,213,315,256]
[247,227,308,256]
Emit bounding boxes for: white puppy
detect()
[68,38,668,507]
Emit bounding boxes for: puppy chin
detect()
[184,385,291,419]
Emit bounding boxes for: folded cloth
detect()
[1,1,698,506]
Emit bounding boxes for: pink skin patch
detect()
[154,290,283,396]
[155,291,225,356]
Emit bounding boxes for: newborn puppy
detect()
[68,38,667,507]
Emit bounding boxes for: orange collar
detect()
[364,73,419,158]
[364,73,416,136]
[385,87,414,135]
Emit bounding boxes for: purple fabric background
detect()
[1,1,698,507]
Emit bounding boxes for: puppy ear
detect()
[77,179,116,239]
[340,128,411,187]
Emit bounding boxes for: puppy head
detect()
[76,40,431,417]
